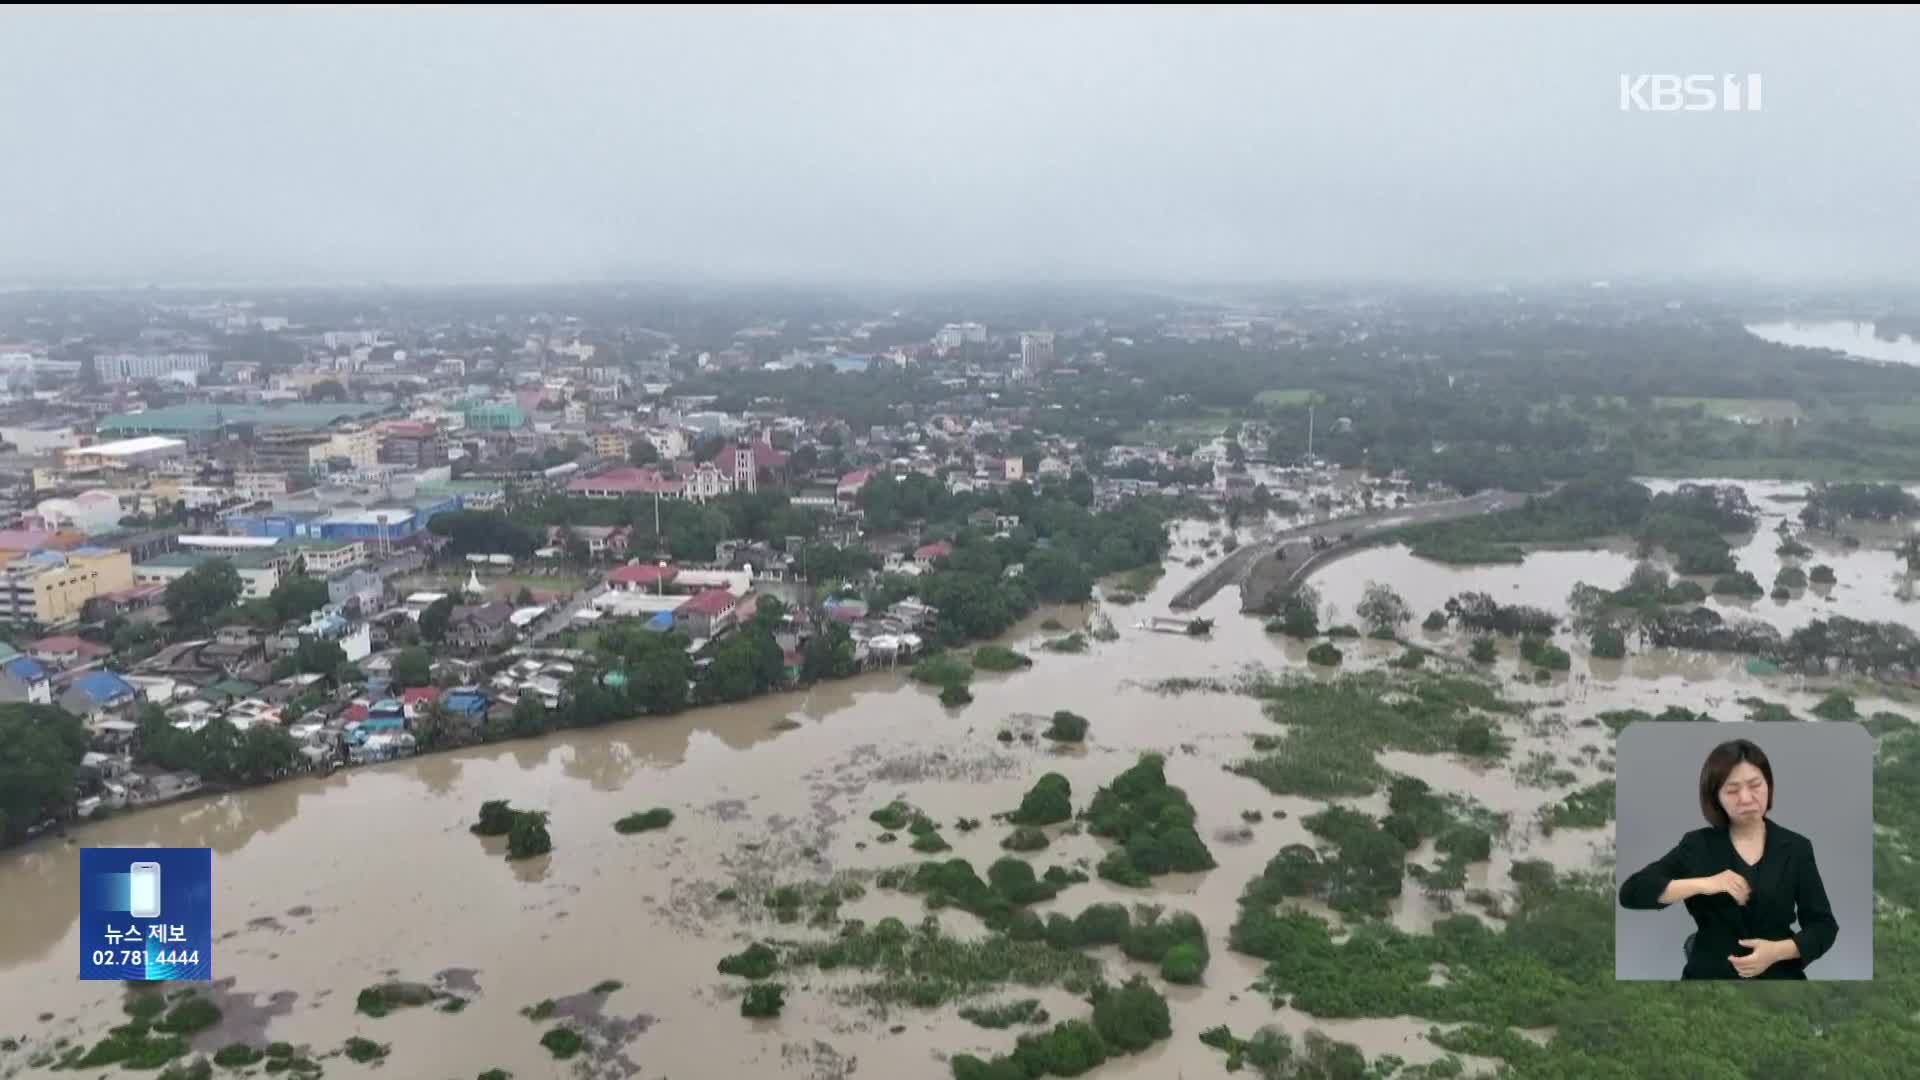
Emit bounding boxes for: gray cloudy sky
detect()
[2,6,1916,285]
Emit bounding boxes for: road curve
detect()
[1167,490,1516,611]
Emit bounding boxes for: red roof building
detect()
[837,469,873,501]
[913,541,953,566]
[569,467,685,499]
[607,563,679,591]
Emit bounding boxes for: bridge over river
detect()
[1167,490,1517,611]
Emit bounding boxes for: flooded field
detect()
[1,481,1912,1079]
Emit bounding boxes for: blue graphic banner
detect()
[79,848,212,981]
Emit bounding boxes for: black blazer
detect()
[1618,817,1838,979]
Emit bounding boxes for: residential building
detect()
[327,567,384,613]
[236,471,304,502]
[250,429,333,476]
[1020,331,1056,376]
[837,469,873,508]
[93,351,211,382]
[294,607,371,663]
[135,549,285,600]
[644,428,688,460]
[463,400,525,431]
[672,588,737,639]
[914,541,952,568]
[0,655,53,705]
[0,547,135,626]
[323,426,380,470]
[548,525,630,559]
[27,634,112,666]
[447,601,515,652]
[377,421,449,468]
[60,669,141,723]
[591,431,631,460]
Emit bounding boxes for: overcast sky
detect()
[2,7,1916,286]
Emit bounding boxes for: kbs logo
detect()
[1619,74,1763,112]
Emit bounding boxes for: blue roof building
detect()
[442,690,488,718]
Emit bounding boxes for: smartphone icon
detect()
[129,862,162,919]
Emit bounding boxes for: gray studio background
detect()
[1614,722,1873,980]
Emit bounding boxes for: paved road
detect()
[1168,490,1517,611]
[525,583,609,643]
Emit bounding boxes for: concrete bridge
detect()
[1167,490,1517,611]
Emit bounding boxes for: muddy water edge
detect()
[0,486,1913,1080]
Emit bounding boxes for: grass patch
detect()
[1041,633,1089,654]
[1232,673,1517,800]
[591,979,623,994]
[1654,396,1803,422]
[355,982,437,1017]
[940,683,974,707]
[1540,781,1615,832]
[1255,388,1321,407]
[719,942,781,980]
[214,1044,265,1068]
[614,808,674,833]
[341,1036,388,1063]
[972,645,1033,672]
[782,917,1103,1008]
[959,999,1049,1029]
[912,653,973,687]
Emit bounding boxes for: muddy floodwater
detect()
[1,483,1913,1079]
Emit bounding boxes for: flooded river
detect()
[1746,320,1920,366]
[0,488,1911,1079]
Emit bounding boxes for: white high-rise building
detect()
[1019,331,1055,376]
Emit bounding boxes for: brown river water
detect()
[1,483,1912,1079]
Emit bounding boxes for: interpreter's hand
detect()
[1702,869,1751,905]
[1730,938,1783,978]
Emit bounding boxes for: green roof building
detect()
[97,403,390,437]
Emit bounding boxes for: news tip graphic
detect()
[79,848,213,981]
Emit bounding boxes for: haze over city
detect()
[4,7,1919,286]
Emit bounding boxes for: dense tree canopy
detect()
[0,704,88,843]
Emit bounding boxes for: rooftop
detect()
[140,549,284,570]
[98,403,389,434]
[72,436,187,457]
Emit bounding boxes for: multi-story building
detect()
[0,547,135,627]
[0,424,81,455]
[235,471,304,503]
[323,426,380,470]
[645,428,688,460]
[377,421,448,469]
[291,539,367,575]
[251,429,333,476]
[134,549,286,601]
[1020,331,1056,376]
[592,431,631,460]
[93,352,211,382]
